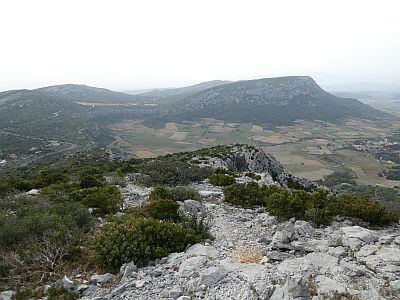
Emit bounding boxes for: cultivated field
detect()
[108,117,400,186]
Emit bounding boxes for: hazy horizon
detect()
[1,0,399,91]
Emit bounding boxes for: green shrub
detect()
[149,186,201,202]
[69,186,122,215]
[78,167,105,188]
[337,195,399,226]
[13,288,33,300]
[149,186,173,201]
[208,173,235,186]
[110,169,126,187]
[169,186,202,201]
[0,198,93,249]
[34,171,69,188]
[142,199,180,222]
[245,172,261,181]
[223,182,265,207]
[180,210,213,240]
[222,182,399,226]
[140,160,213,186]
[266,190,291,218]
[48,287,79,300]
[93,217,201,269]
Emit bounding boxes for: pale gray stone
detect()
[0,291,15,300]
[54,275,75,291]
[270,276,311,300]
[179,256,207,277]
[199,266,228,286]
[294,220,315,239]
[90,273,116,284]
[135,280,146,288]
[185,244,218,259]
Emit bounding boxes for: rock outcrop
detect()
[74,184,400,300]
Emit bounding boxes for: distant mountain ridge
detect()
[36,84,149,104]
[135,80,232,104]
[156,76,388,125]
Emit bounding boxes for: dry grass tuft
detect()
[232,244,263,263]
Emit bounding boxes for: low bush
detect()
[48,287,79,300]
[223,183,399,226]
[208,173,235,186]
[93,217,201,269]
[169,186,202,201]
[149,186,201,202]
[245,173,261,181]
[149,186,173,201]
[338,195,400,226]
[140,160,213,186]
[180,209,213,240]
[142,199,180,222]
[78,167,105,189]
[69,186,122,215]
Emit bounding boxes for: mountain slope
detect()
[0,90,112,154]
[136,80,231,104]
[161,76,388,125]
[36,84,149,104]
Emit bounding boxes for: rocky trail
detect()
[73,181,400,300]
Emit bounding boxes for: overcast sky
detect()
[1,0,399,91]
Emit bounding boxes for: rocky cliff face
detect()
[200,145,317,191]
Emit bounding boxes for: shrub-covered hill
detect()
[0,90,113,152]
[148,76,389,126]
[0,145,399,299]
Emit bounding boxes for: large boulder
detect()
[375,247,400,266]
[54,275,75,291]
[179,256,207,277]
[185,244,219,259]
[341,226,378,250]
[120,262,138,280]
[270,276,311,300]
[90,273,116,284]
[198,266,228,286]
[294,220,315,239]
[0,291,15,300]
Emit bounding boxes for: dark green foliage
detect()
[142,199,180,222]
[245,172,261,181]
[93,217,201,269]
[208,173,235,186]
[0,172,69,197]
[319,168,357,187]
[69,186,122,215]
[334,184,400,211]
[149,186,173,201]
[169,186,202,201]
[0,197,93,250]
[223,183,399,226]
[48,287,79,300]
[78,167,105,188]
[13,288,33,300]
[149,186,201,202]
[140,160,212,186]
[338,195,400,226]
[223,182,266,207]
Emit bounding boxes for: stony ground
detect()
[70,180,400,300]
